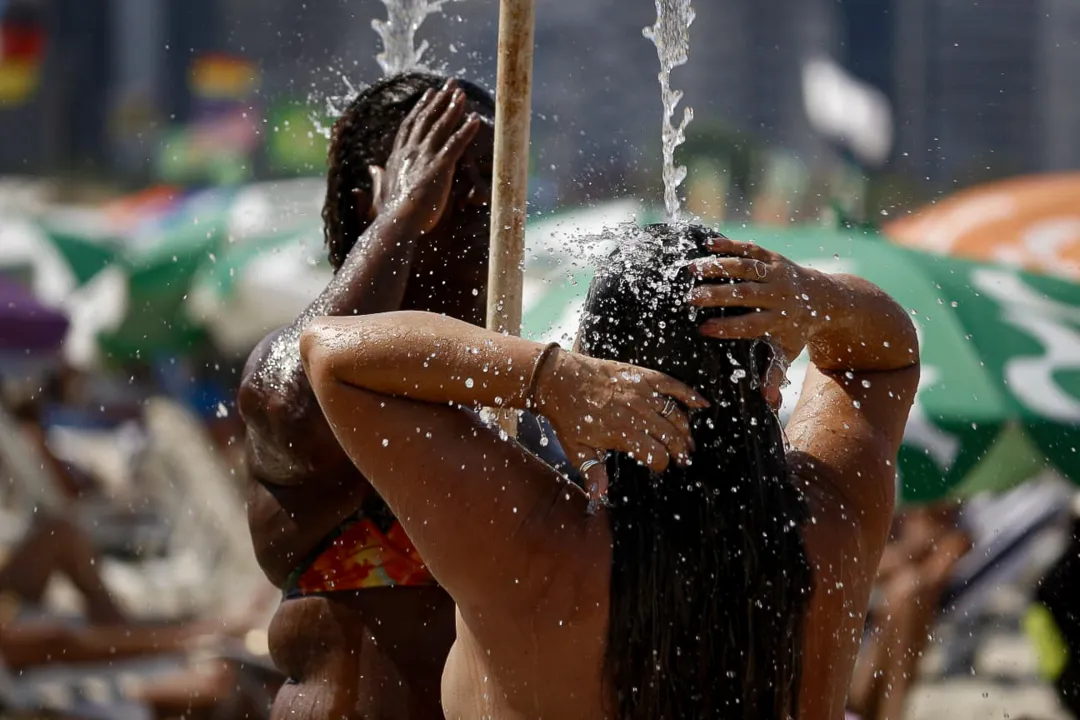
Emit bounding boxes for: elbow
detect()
[299,321,335,390]
[902,313,921,364]
[301,316,384,395]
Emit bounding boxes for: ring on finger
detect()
[753,260,768,279]
[579,459,602,475]
[660,397,678,418]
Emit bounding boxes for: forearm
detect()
[805,271,919,373]
[237,211,424,478]
[254,209,424,388]
[2,623,201,671]
[302,311,547,411]
[301,211,424,322]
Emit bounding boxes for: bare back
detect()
[437,467,899,719]
[300,248,919,719]
[304,363,915,718]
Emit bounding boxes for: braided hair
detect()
[322,71,495,270]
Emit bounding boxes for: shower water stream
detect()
[643,0,696,223]
[372,0,459,77]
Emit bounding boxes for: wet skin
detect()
[239,83,494,719]
[297,238,921,719]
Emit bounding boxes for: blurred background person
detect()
[849,502,974,720]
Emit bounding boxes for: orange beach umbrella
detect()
[885,172,1080,280]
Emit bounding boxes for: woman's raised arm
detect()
[688,235,918,581]
[298,311,703,615]
[688,237,919,718]
[687,237,918,539]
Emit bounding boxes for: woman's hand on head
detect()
[367,79,483,234]
[686,236,825,364]
[533,350,708,500]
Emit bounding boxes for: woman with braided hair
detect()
[237,73,559,718]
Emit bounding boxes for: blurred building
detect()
[216,0,841,199]
[890,0,1080,185]
[1037,0,1080,173]
[0,0,1077,194]
[26,0,113,177]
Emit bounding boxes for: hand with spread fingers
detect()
[368,79,483,234]
[533,349,709,500]
[686,236,827,365]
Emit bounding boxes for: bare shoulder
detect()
[238,327,349,485]
[238,328,303,426]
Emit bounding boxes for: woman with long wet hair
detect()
[299,224,919,718]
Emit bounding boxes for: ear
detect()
[350,187,375,223]
[762,361,785,411]
[352,165,382,223]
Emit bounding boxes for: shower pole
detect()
[486,0,536,436]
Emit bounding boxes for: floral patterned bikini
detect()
[282,495,434,598]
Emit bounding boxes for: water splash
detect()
[310,73,361,140]
[372,0,459,77]
[643,0,696,223]
[308,0,459,139]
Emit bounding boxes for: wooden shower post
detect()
[487,0,536,436]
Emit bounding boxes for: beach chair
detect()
[941,476,1075,614]
[103,397,268,620]
[0,406,167,563]
[932,475,1077,679]
[3,644,278,720]
[0,657,152,720]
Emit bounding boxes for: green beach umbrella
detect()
[187,225,330,355]
[39,226,118,286]
[521,222,1080,503]
[185,199,650,355]
[96,217,227,360]
[0,218,119,300]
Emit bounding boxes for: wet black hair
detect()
[579,223,814,719]
[322,71,495,270]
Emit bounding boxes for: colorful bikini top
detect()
[283,494,434,598]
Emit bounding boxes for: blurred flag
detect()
[802,55,894,167]
[190,54,258,104]
[156,53,260,185]
[0,5,44,105]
